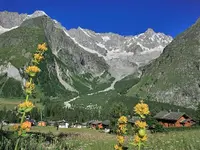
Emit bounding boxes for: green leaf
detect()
[21,133,29,137]
[24,107,33,112]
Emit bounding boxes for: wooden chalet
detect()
[89,120,103,129]
[38,121,46,126]
[154,111,195,127]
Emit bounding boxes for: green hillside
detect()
[127,18,200,107]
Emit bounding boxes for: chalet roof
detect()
[154,111,186,121]
[102,120,110,126]
[88,120,95,124]
[91,121,102,125]
[81,122,87,126]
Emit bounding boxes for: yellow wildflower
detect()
[141,134,147,142]
[134,134,141,144]
[133,134,147,145]
[134,100,150,116]
[135,120,147,128]
[18,101,34,109]
[117,135,124,145]
[118,116,128,124]
[25,82,35,90]
[37,43,48,52]
[21,121,31,131]
[34,53,44,62]
[25,66,40,76]
[114,144,123,150]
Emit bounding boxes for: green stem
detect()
[14,138,20,150]
[138,142,141,150]
[29,77,32,84]
[25,94,29,102]
[20,112,26,124]
[25,77,32,102]
[14,112,26,150]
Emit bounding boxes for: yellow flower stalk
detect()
[14,43,47,150]
[115,116,127,150]
[133,100,150,150]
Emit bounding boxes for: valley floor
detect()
[3,126,200,150]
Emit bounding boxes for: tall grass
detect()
[1,127,200,150]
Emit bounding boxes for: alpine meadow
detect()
[0,3,200,150]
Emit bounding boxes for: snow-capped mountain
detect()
[67,26,172,79]
[0,10,172,99]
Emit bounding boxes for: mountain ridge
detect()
[0,10,172,102]
[127,17,200,108]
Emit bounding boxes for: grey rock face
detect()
[67,27,172,79]
[0,11,27,28]
[41,17,109,75]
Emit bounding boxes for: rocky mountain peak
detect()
[28,10,48,18]
[0,10,174,99]
[144,28,155,35]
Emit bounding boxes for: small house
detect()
[154,111,195,127]
[38,121,46,127]
[102,120,110,128]
[102,120,111,133]
[47,121,56,126]
[90,120,102,129]
[71,122,82,128]
[58,120,69,128]
[81,122,87,128]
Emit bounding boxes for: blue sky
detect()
[1,0,200,37]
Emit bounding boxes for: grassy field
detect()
[0,98,42,110]
[4,126,200,150]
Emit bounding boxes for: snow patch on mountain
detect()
[63,30,105,58]
[96,42,107,50]
[24,10,47,21]
[102,36,110,42]
[79,27,92,38]
[141,45,164,54]
[0,26,18,34]
[136,42,149,51]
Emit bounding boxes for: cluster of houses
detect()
[47,119,111,132]
[3,110,196,131]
